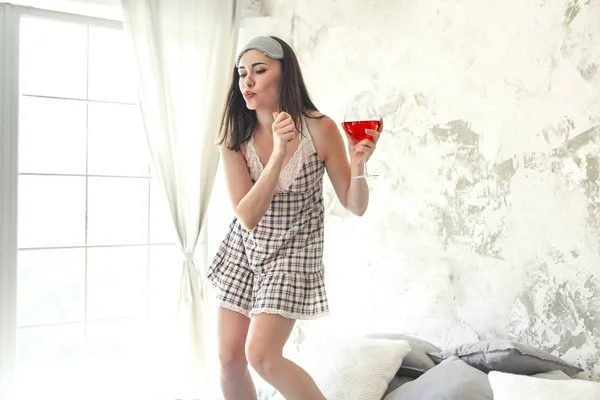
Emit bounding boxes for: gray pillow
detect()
[383,376,415,397]
[428,340,583,376]
[384,356,493,400]
[366,333,441,377]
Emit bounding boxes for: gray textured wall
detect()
[253,0,600,379]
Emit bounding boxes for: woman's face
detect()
[238,50,282,111]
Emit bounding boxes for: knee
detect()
[245,340,279,379]
[218,345,248,380]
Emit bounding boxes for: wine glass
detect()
[341,91,381,179]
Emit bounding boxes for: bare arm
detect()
[221,112,296,230]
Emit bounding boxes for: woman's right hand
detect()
[271,112,296,160]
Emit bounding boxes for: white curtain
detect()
[120,0,239,398]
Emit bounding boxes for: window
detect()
[1,5,181,400]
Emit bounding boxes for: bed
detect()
[254,333,599,400]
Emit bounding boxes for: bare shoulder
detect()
[305,112,343,160]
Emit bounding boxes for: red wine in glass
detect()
[342,91,381,179]
[342,120,381,142]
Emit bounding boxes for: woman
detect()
[208,36,382,400]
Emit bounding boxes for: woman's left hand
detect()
[347,118,383,165]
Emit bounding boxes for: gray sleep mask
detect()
[235,36,284,67]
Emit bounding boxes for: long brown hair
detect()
[217,36,323,151]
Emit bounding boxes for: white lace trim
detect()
[217,301,251,318]
[250,308,330,321]
[278,129,316,190]
[245,136,264,181]
[217,302,330,321]
[245,121,316,191]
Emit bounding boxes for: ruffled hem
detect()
[217,301,251,318]
[251,308,330,321]
[215,301,330,321]
[208,261,330,321]
[252,270,329,320]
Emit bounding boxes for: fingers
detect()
[272,111,296,145]
[273,118,295,136]
[354,140,375,154]
[365,129,381,144]
[272,111,290,125]
[272,112,293,130]
[357,139,375,148]
[363,118,383,144]
[279,130,296,142]
[351,138,376,163]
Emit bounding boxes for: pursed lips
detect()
[244,90,255,99]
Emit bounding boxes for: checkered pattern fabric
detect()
[207,123,330,320]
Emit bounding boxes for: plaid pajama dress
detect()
[207,120,330,320]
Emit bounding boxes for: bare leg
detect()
[217,307,257,400]
[246,313,326,400]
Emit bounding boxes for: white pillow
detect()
[489,371,600,400]
[532,370,571,380]
[283,336,411,400]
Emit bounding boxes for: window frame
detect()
[0,5,177,399]
[0,4,265,398]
